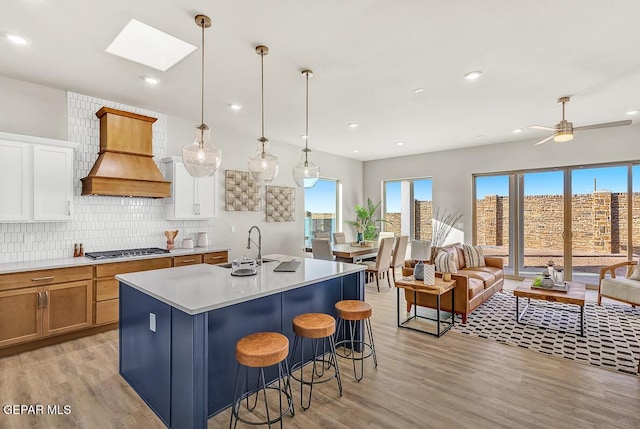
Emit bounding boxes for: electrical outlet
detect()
[149,313,156,332]
[230,226,236,233]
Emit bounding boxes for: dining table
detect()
[305,242,379,263]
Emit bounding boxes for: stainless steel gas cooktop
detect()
[84,247,170,260]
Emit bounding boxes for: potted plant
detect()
[345,198,388,244]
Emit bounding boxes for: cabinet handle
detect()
[44,291,49,308]
[208,256,224,261]
[179,259,196,263]
[37,291,42,309]
[66,201,71,215]
[31,276,54,281]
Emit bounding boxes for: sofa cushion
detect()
[463,245,486,268]
[460,268,496,289]
[440,244,465,270]
[601,277,640,304]
[468,278,485,300]
[464,266,503,281]
[434,251,458,273]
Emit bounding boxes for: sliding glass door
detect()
[304,179,338,247]
[571,166,629,283]
[474,175,513,274]
[383,178,432,239]
[518,171,565,276]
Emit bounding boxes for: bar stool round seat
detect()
[290,313,342,410]
[236,332,290,368]
[230,332,294,428]
[293,313,336,338]
[335,300,372,320]
[334,300,378,382]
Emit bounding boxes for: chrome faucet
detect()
[247,226,262,262]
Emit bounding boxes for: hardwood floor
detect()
[1,279,639,429]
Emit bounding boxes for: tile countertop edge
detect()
[116,259,366,315]
[0,246,231,274]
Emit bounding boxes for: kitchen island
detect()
[116,255,365,429]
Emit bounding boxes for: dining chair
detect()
[378,231,395,244]
[333,232,346,244]
[389,235,409,286]
[312,239,334,261]
[360,237,394,292]
[314,232,330,240]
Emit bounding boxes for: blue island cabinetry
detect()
[117,257,365,429]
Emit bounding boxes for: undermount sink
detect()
[217,258,278,269]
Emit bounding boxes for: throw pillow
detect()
[463,244,486,268]
[630,262,640,281]
[434,251,458,273]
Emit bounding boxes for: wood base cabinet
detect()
[0,268,93,347]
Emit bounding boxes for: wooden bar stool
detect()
[290,313,343,410]
[229,332,295,428]
[334,300,378,381]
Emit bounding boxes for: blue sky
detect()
[476,165,640,198]
[304,179,337,213]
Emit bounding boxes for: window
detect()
[383,178,432,239]
[304,179,339,247]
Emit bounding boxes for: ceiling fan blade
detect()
[574,120,632,131]
[534,135,554,146]
[528,125,555,131]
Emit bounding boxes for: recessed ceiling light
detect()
[143,76,160,85]
[413,88,424,93]
[513,128,523,133]
[396,142,404,146]
[353,149,359,153]
[105,19,197,72]
[229,104,242,111]
[6,34,30,45]
[626,110,638,116]
[464,70,483,80]
[348,123,359,128]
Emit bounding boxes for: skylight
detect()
[105,19,197,72]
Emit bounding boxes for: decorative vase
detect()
[423,264,436,286]
[413,260,424,280]
[356,232,364,244]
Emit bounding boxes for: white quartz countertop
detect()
[0,246,230,274]
[116,254,366,315]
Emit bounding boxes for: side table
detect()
[395,276,456,337]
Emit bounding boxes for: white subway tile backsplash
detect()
[0,92,215,264]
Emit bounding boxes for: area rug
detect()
[452,292,640,375]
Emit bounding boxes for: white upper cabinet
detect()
[0,132,77,222]
[162,157,216,220]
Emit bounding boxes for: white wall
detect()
[0,75,67,140]
[166,115,363,260]
[364,125,640,244]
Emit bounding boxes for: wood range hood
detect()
[81,107,171,198]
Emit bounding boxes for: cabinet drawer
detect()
[95,257,172,278]
[0,266,93,292]
[95,299,118,325]
[173,255,203,266]
[95,278,119,301]
[203,251,228,265]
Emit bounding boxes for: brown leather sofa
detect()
[402,243,504,323]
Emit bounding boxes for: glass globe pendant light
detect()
[182,15,222,178]
[292,69,320,188]
[248,45,279,182]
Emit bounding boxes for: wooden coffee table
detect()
[514,279,586,336]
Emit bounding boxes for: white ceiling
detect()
[2,0,640,161]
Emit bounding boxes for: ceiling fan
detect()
[528,96,632,145]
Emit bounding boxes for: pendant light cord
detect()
[304,72,309,165]
[201,18,205,127]
[260,49,265,150]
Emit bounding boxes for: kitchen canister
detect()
[197,232,208,247]
[182,238,194,249]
